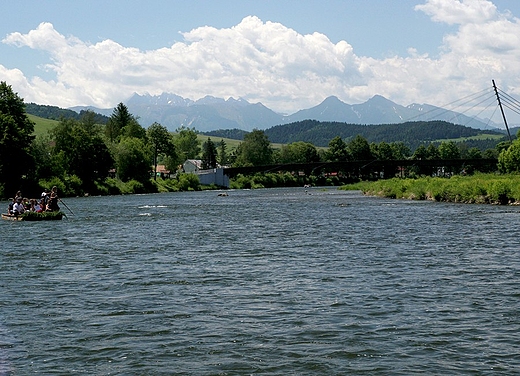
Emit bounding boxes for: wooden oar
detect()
[58,199,74,215]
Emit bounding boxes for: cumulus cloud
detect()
[415,0,498,25]
[1,1,520,117]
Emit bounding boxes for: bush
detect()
[39,174,82,197]
[489,181,512,204]
[177,173,200,191]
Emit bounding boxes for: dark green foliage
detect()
[348,135,373,160]
[277,141,320,164]
[148,122,176,179]
[218,139,229,166]
[326,136,350,161]
[203,128,247,140]
[115,137,151,182]
[201,137,218,169]
[262,119,504,148]
[0,82,35,197]
[105,102,145,142]
[438,141,461,159]
[234,129,273,167]
[50,114,113,191]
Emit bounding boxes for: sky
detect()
[1,0,520,124]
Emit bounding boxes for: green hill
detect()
[204,120,507,151]
[28,114,59,137]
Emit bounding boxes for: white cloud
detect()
[1,4,520,118]
[415,0,497,25]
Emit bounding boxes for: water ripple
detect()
[1,189,520,374]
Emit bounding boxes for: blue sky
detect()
[1,0,520,123]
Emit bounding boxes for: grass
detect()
[341,173,520,205]
[434,134,505,143]
[30,114,251,151]
[29,114,59,137]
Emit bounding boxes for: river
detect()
[1,187,519,375]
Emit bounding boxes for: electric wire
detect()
[403,87,496,123]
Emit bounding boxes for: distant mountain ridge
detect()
[68,93,502,133]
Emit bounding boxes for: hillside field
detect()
[30,114,247,150]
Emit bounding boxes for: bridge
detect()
[222,158,498,184]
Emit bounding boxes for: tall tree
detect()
[498,139,520,173]
[105,102,144,142]
[0,82,35,197]
[438,141,460,160]
[174,126,201,161]
[426,144,440,160]
[234,129,273,167]
[348,135,373,161]
[372,141,393,160]
[201,137,218,169]
[147,122,176,180]
[218,139,228,166]
[278,141,320,164]
[326,136,350,162]
[50,115,113,191]
[412,144,428,160]
[390,142,411,160]
[114,137,151,182]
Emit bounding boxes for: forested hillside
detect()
[26,103,109,124]
[205,120,506,150]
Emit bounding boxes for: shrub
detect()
[177,173,200,191]
[489,181,512,204]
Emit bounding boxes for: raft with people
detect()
[2,186,68,221]
[1,211,64,221]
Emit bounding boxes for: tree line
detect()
[1,80,518,198]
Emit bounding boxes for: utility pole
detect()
[492,79,512,144]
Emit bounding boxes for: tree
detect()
[50,114,113,191]
[466,147,482,159]
[174,126,201,161]
[105,102,145,141]
[234,129,273,167]
[426,144,440,160]
[412,144,428,160]
[278,141,320,164]
[201,138,218,169]
[498,140,520,173]
[218,139,229,166]
[390,142,411,160]
[326,136,350,161]
[122,117,147,140]
[147,122,176,180]
[114,137,151,182]
[0,82,35,197]
[348,135,372,160]
[438,141,460,160]
[373,141,393,160]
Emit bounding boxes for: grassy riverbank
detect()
[340,173,520,205]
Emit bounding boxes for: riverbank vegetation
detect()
[341,174,520,205]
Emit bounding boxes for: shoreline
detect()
[340,173,520,205]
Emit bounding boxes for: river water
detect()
[1,187,519,375]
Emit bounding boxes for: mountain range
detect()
[71,93,502,133]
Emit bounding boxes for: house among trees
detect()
[155,164,172,179]
[183,159,203,173]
